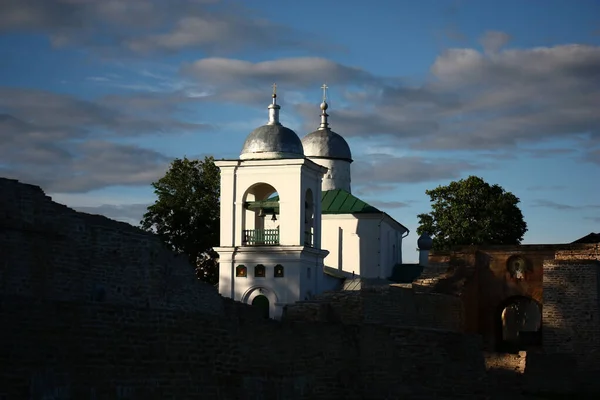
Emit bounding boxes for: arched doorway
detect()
[496,296,542,352]
[252,295,270,319]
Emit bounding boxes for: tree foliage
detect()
[416,176,527,250]
[141,156,220,284]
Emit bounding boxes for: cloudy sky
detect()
[1,0,599,262]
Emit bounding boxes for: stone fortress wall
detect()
[425,243,600,395]
[1,177,599,398]
[0,178,489,399]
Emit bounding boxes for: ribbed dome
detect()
[302,128,352,162]
[240,124,304,160]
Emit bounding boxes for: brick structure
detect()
[0,178,491,399]
[284,284,464,332]
[426,242,600,395]
[0,178,224,314]
[2,177,598,398]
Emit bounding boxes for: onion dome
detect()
[240,85,304,160]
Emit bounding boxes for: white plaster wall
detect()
[307,158,351,193]
[216,159,327,248]
[216,246,329,319]
[216,249,303,319]
[321,214,406,279]
[379,219,405,278]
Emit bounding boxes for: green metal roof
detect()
[321,189,381,215]
[255,189,381,215]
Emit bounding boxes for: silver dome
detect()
[302,128,353,162]
[240,124,304,160]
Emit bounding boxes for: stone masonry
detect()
[284,284,464,332]
[0,178,491,399]
[0,178,223,314]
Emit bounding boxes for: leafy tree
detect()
[416,176,527,250]
[141,156,220,284]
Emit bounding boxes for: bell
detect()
[257,208,266,218]
[271,213,277,222]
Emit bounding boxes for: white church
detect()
[214,86,418,319]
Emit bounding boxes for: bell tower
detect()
[214,88,329,319]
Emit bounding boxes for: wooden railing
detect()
[242,229,280,246]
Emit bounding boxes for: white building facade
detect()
[215,87,410,319]
[301,91,409,279]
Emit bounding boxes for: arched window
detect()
[236,265,247,278]
[274,264,284,278]
[255,264,266,277]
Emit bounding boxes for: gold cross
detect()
[272,83,277,96]
[321,83,328,102]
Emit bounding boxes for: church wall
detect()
[218,165,237,247]
[321,215,361,274]
[380,219,405,278]
[321,215,397,279]
[235,168,303,246]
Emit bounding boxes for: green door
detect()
[252,295,270,319]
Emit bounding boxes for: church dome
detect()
[302,128,352,162]
[240,89,304,160]
[301,97,352,162]
[240,124,304,160]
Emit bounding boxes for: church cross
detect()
[272,83,277,96]
[321,83,328,102]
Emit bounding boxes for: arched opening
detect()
[274,264,284,278]
[235,265,247,278]
[242,286,279,320]
[304,188,314,246]
[242,182,280,245]
[254,264,266,277]
[496,296,542,352]
[251,295,270,319]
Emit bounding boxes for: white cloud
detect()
[0,0,341,56]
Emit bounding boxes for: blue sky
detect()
[1,0,599,262]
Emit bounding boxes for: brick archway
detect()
[495,296,542,352]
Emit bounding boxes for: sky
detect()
[0,0,599,263]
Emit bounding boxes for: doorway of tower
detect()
[252,295,270,319]
[496,296,542,353]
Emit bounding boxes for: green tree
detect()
[416,176,527,250]
[141,156,220,285]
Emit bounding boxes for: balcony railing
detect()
[243,229,280,246]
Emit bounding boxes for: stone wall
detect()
[283,284,464,332]
[0,178,491,399]
[542,259,600,366]
[0,295,490,400]
[0,178,223,314]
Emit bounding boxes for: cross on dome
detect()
[319,83,329,128]
[321,83,328,102]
